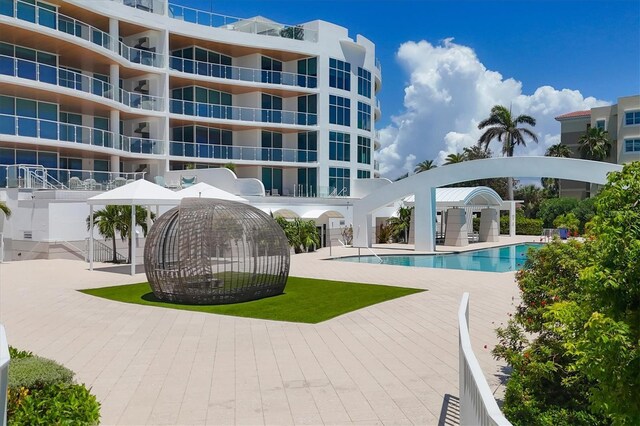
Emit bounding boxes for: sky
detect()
[173,0,640,179]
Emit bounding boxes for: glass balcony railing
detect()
[167,2,318,42]
[0,113,164,155]
[169,142,317,163]
[170,99,318,126]
[122,0,164,15]
[169,56,318,89]
[4,164,146,190]
[0,54,164,112]
[1,0,165,68]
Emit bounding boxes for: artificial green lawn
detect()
[80,277,424,324]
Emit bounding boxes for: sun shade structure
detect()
[87,180,180,275]
[176,182,248,202]
[144,198,290,305]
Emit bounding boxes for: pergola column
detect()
[509,201,516,237]
[478,208,499,242]
[444,208,468,247]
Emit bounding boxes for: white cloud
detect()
[377,39,609,179]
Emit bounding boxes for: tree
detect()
[443,153,465,165]
[538,197,579,228]
[0,202,11,218]
[86,205,127,263]
[414,160,437,173]
[463,144,490,160]
[275,217,320,253]
[544,143,572,196]
[478,105,538,200]
[513,185,545,219]
[545,143,572,158]
[394,172,409,181]
[387,205,413,243]
[578,127,612,161]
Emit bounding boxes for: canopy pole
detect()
[89,205,94,271]
[130,204,136,276]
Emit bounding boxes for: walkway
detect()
[0,237,530,425]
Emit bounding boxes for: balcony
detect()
[374,160,380,171]
[169,142,317,163]
[169,57,318,89]
[1,0,165,68]
[0,113,164,155]
[167,2,318,43]
[170,100,318,126]
[0,54,164,112]
[122,0,164,15]
[4,164,146,190]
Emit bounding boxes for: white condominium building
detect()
[0,0,382,196]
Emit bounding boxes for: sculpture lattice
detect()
[144,198,290,304]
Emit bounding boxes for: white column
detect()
[109,18,119,54]
[414,187,436,252]
[444,208,469,247]
[509,201,516,237]
[130,204,136,276]
[479,208,499,242]
[110,64,120,103]
[89,205,94,271]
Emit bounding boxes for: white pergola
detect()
[87,180,180,275]
[176,182,248,203]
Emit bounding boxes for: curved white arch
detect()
[301,209,344,219]
[405,186,503,207]
[353,157,622,251]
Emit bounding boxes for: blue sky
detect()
[172,0,640,177]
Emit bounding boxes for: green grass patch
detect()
[79,277,425,324]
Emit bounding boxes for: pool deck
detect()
[0,236,537,425]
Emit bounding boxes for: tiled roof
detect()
[555,110,591,120]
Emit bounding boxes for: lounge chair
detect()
[181,175,196,188]
[154,176,167,187]
[84,178,102,190]
[113,177,127,188]
[68,176,83,190]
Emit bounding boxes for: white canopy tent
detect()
[87,180,180,275]
[176,182,248,202]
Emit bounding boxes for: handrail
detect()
[169,99,318,126]
[169,142,317,163]
[5,164,145,190]
[366,247,382,263]
[0,54,165,111]
[0,324,9,426]
[118,41,164,68]
[169,56,318,89]
[458,293,512,426]
[0,113,164,155]
[87,239,126,263]
[167,1,318,42]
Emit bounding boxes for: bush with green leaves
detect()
[275,217,320,253]
[494,161,640,425]
[553,212,580,234]
[538,197,579,227]
[499,213,543,235]
[6,346,101,425]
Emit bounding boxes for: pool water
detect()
[336,243,543,273]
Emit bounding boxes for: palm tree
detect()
[387,205,414,243]
[578,127,611,161]
[119,206,154,263]
[463,144,490,161]
[545,143,572,158]
[443,153,465,165]
[414,160,437,173]
[0,202,11,218]
[86,205,126,263]
[544,143,572,196]
[478,105,538,200]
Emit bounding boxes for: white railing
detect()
[122,0,164,15]
[169,56,318,88]
[118,41,164,68]
[167,2,318,42]
[169,99,317,126]
[5,164,145,190]
[0,54,165,112]
[169,142,317,163]
[458,293,512,426]
[0,324,9,426]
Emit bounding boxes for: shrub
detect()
[570,197,596,233]
[553,212,580,234]
[500,214,543,235]
[10,383,100,425]
[8,346,33,360]
[538,197,578,227]
[8,356,74,390]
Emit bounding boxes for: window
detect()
[262,94,283,123]
[357,170,371,179]
[297,57,317,88]
[595,119,605,130]
[297,167,317,196]
[329,131,350,161]
[261,56,282,84]
[357,67,371,98]
[625,111,640,126]
[625,139,640,153]
[329,58,350,91]
[329,95,350,126]
[357,136,371,164]
[357,102,371,131]
[171,86,232,117]
[297,131,317,162]
[262,167,283,195]
[170,47,232,77]
[329,167,350,196]
[297,94,317,125]
[170,125,232,158]
[262,131,283,161]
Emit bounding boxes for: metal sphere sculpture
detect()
[144,198,290,304]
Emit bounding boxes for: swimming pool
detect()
[335,243,543,273]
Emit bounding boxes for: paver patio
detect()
[0,236,534,425]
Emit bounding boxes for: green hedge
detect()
[7,347,101,425]
[473,215,543,235]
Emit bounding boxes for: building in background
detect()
[555,95,640,199]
